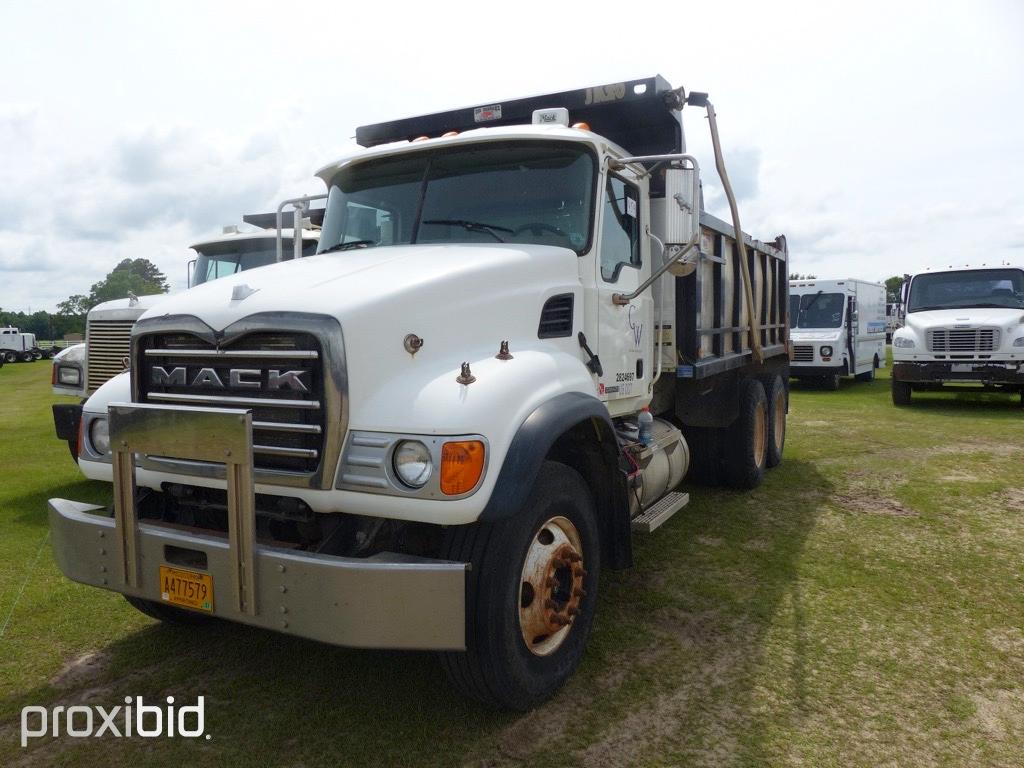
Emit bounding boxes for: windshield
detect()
[907,268,1024,312]
[791,292,845,328]
[192,239,317,286]
[318,141,595,255]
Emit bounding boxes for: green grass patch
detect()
[1,355,1022,766]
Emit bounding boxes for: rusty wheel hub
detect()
[518,515,587,656]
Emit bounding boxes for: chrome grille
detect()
[137,332,324,474]
[86,319,135,393]
[793,344,814,362]
[927,328,999,354]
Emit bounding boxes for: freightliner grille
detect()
[927,328,999,354]
[86,319,135,393]
[137,332,325,474]
[792,344,814,362]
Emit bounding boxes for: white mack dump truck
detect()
[51,224,320,458]
[49,77,790,709]
[891,264,1024,405]
[788,278,886,389]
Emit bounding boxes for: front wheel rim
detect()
[518,515,586,657]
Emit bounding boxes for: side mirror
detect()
[187,258,196,289]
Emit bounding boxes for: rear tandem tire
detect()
[723,378,769,489]
[440,461,601,711]
[763,375,787,468]
[2,351,15,364]
[892,378,913,406]
[124,595,212,625]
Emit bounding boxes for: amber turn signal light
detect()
[440,440,485,495]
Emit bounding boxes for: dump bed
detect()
[658,212,789,381]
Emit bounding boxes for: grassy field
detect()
[1,357,1022,767]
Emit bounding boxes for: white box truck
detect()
[48,77,791,709]
[788,278,886,389]
[891,264,1024,405]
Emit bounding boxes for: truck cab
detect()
[51,77,790,710]
[891,265,1024,404]
[788,278,886,389]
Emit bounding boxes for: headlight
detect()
[393,440,432,488]
[893,337,915,349]
[89,417,110,455]
[58,366,81,385]
[819,345,833,357]
[1014,336,1024,347]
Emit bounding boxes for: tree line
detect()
[1,259,169,340]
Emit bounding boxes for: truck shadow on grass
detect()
[7,480,110,529]
[896,391,1023,417]
[3,459,828,768]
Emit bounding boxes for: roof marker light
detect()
[441,131,459,137]
[571,122,591,131]
[412,135,430,142]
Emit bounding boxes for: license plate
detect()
[159,565,214,612]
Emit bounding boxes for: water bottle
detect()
[638,406,654,446]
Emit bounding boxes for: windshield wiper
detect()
[319,240,376,254]
[796,290,824,327]
[421,219,512,243]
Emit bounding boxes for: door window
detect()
[599,175,641,282]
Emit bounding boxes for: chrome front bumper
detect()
[48,403,467,651]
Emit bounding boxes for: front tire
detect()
[892,378,912,406]
[440,461,600,710]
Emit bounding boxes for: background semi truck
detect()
[0,327,51,362]
[891,264,1024,405]
[51,225,320,457]
[50,76,790,710]
[789,278,886,389]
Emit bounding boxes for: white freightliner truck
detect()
[891,264,1024,405]
[51,225,320,457]
[788,278,886,389]
[49,77,791,709]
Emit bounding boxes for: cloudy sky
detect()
[1,0,1022,312]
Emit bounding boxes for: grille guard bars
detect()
[130,312,348,490]
[48,402,468,650]
[110,403,258,613]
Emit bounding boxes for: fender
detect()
[479,391,633,569]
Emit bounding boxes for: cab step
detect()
[631,491,690,533]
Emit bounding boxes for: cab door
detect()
[594,173,653,415]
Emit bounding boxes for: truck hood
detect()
[903,307,1024,333]
[137,243,579,330]
[134,243,586,433]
